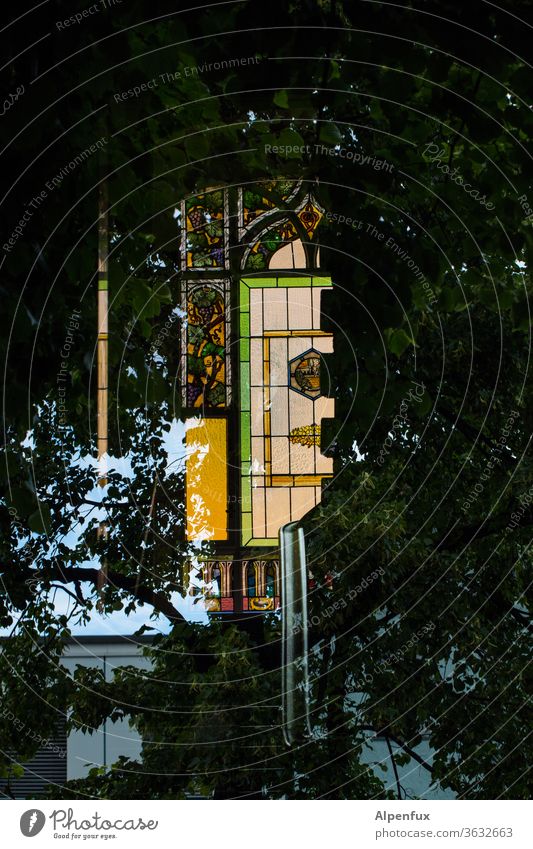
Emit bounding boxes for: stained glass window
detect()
[244,218,298,270]
[181,185,333,604]
[181,280,230,408]
[241,560,280,611]
[289,349,322,399]
[242,196,323,271]
[266,564,276,598]
[211,565,221,596]
[182,189,228,269]
[185,417,228,541]
[247,563,256,596]
[238,179,300,236]
[239,275,334,547]
[190,561,234,612]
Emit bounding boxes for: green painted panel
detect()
[240,362,250,411]
[241,512,252,545]
[240,412,251,459]
[240,313,250,337]
[281,277,314,287]
[277,276,311,286]
[240,477,252,505]
[248,537,276,547]
[241,484,252,512]
[241,276,276,288]
[239,338,250,362]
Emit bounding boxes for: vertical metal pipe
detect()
[280,522,311,746]
[96,180,109,607]
[97,179,108,485]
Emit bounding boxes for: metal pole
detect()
[97,179,108,485]
[96,179,109,607]
[280,522,311,746]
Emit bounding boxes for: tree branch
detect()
[50,583,83,606]
[4,561,185,623]
[61,565,184,622]
[385,734,403,799]
[360,726,434,775]
[81,499,133,509]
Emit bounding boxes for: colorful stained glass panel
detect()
[181,281,230,408]
[183,190,228,269]
[289,349,322,399]
[239,180,300,235]
[243,196,324,271]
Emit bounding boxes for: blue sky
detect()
[5,417,213,638]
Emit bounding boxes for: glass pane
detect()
[211,566,221,597]
[239,276,334,546]
[243,197,323,271]
[240,180,300,233]
[244,219,297,271]
[185,417,228,541]
[182,281,230,408]
[184,190,227,269]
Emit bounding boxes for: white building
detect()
[1,635,452,800]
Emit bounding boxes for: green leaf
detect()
[9,764,25,779]
[319,122,343,145]
[273,89,289,109]
[438,287,458,312]
[328,60,341,81]
[387,328,415,357]
[276,128,306,157]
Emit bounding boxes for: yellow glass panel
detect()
[185,418,228,541]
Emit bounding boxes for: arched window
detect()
[266,564,276,598]
[211,565,221,597]
[247,563,256,597]
[266,562,280,599]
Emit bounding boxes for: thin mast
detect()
[96,179,109,608]
[97,179,108,482]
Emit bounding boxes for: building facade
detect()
[179,181,335,614]
[1,637,453,800]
